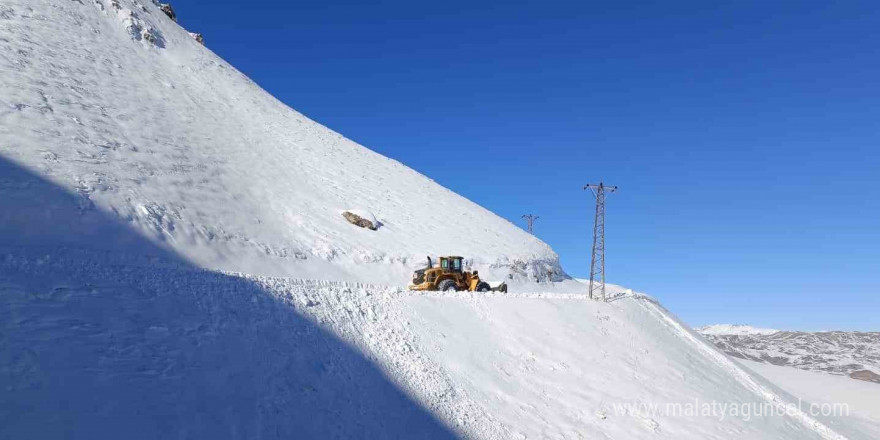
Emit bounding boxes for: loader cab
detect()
[440,256,463,273]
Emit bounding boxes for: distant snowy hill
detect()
[0,0,562,284]
[698,324,781,336]
[698,325,880,384]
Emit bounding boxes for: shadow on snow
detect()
[0,156,457,439]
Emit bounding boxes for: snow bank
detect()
[3,245,873,439]
[0,251,461,439]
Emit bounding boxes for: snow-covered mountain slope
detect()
[4,241,877,439]
[0,0,562,284]
[1,151,871,439]
[697,326,880,383]
[3,2,877,439]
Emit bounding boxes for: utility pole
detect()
[584,182,617,301]
[521,214,539,234]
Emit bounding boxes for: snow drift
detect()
[0,0,563,284]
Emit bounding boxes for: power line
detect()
[521,214,539,234]
[584,182,617,301]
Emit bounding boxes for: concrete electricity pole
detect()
[584,182,617,301]
[521,214,539,234]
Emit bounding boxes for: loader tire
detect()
[476,282,490,292]
[438,279,457,292]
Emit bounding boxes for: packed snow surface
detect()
[0,0,563,285]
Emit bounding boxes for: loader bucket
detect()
[491,282,508,293]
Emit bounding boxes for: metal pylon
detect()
[521,214,539,234]
[584,182,617,301]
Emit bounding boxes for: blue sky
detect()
[173,0,879,330]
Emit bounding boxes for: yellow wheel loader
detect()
[408,256,508,293]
